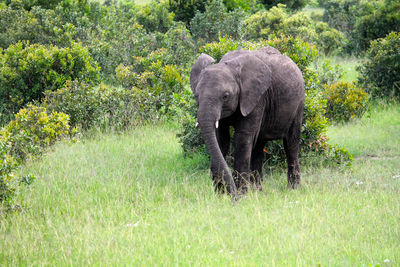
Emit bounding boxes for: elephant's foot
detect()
[287,173,301,189]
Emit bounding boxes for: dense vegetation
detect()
[0,0,399,264]
[0,0,399,209]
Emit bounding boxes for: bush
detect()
[6,0,63,10]
[358,32,400,98]
[321,0,400,53]
[0,6,58,49]
[1,104,76,206]
[323,81,369,122]
[0,41,100,122]
[313,58,343,86]
[190,0,246,44]
[115,49,188,122]
[135,1,174,33]
[222,0,259,11]
[259,0,308,10]
[43,80,103,130]
[168,0,208,26]
[199,35,238,61]
[243,4,346,55]
[179,36,353,166]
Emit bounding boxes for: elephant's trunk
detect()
[198,111,238,199]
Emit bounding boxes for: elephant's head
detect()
[190,52,272,196]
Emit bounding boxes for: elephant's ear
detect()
[236,55,272,117]
[190,54,215,94]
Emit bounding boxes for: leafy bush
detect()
[5,0,63,10]
[115,49,188,121]
[0,140,19,205]
[135,1,174,33]
[259,0,308,10]
[0,6,58,49]
[0,41,100,122]
[323,81,369,122]
[179,36,353,166]
[222,0,259,11]
[321,0,400,53]
[43,80,103,130]
[199,35,238,61]
[168,0,208,26]
[243,4,346,55]
[190,0,246,44]
[313,58,343,86]
[358,32,400,98]
[1,104,75,206]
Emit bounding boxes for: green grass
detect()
[1,103,399,266]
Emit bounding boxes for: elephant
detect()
[190,46,305,199]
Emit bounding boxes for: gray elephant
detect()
[190,46,305,199]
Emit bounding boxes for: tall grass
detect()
[1,103,399,265]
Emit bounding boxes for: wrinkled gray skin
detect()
[190,46,305,199]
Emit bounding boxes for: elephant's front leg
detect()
[213,122,231,193]
[233,130,255,194]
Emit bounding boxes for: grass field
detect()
[1,102,399,266]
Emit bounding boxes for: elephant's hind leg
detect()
[283,118,302,189]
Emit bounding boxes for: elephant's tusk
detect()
[195,121,199,127]
[215,120,219,129]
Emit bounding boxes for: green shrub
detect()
[0,104,76,206]
[0,41,100,122]
[243,4,346,55]
[179,36,353,166]
[358,32,400,98]
[115,49,188,121]
[222,0,259,11]
[190,0,246,44]
[168,0,208,26]
[199,35,238,61]
[323,81,369,122]
[243,4,288,40]
[0,5,72,49]
[1,104,75,162]
[259,0,308,10]
[321,0,400,53]
[43,80,103,130]
[136,1,174,33]
[313,58,343,86]
[5,0,63,10]
[0,140,19,204]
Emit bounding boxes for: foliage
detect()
[0,5,57,49]
[190,0,246,44]
[115,49,188,122]
[323,81,369,122]
[199,35,238,61]
[0,104,75,205]
[358,32,400,98]
[222,0,259,11]
[179,36,353,166]
[321,0,400,53]
[5,0,63,10]
[0,41,100,122]
[243,4,345,55]
[43,80,103,130]
[168,0,208,26]
[313,58,343,86]
[259,0,309,10]
[135,1,174,33]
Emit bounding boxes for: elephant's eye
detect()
[222,92,230,101]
